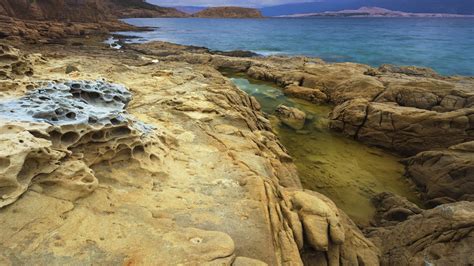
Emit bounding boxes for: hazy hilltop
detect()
[0,0,187,21]
[193,7,263,18]
[261,0,474,16]
[281,6,474,18]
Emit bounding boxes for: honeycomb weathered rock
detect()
[0,80,165,207]
[0,44,33,79]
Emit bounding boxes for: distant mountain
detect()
[0,0,187,21]
[261,0,474,16]
[193,7,263,18]
[173,6,207,14]
[281,6,474,18]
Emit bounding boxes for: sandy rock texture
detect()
[0,43,381,265]
[367,201,474,265]
[405,141,474,207]
[275,105,306,130]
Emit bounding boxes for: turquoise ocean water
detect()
[118,18,474,76]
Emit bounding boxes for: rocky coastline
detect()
[0,10,473,265]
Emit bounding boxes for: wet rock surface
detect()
[275,105,306,130]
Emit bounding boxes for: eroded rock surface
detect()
[371,192,423,227]
[0,80,164,207]
[275,105,306,130]
[405,141,474,207]
[367,201,474,266]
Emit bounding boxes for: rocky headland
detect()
[0,7,473,265]
[193,7,263,18]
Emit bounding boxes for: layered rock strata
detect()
[404,141,474,207]
[367,201,474,265]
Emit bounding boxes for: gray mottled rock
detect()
[0,80,132,126]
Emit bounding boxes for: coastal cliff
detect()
[0,0,186,21]
[193,7,263,18]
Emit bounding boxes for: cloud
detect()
[147,0,315,8]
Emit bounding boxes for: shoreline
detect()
[113,17,474,77]
[0,18,473,265]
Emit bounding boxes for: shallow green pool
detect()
[228,73,421,225]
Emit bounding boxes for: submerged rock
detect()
[283,85,328,104]
[275,105,306,130]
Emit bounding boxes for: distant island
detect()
[279,7,474,18]
[193,7,263,18]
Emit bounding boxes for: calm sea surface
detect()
[118,17,474,76]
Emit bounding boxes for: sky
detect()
[147,0,315,7]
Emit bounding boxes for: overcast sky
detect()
[147,0,315,7]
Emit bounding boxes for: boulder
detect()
[368,201,474,265]
[283,190,380,266]
[275,105,306,130]
[405,141,474,207]
[330,99,474,155]
[371,192,423,226]
[283,85,328,104]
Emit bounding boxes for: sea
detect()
[117,17,474,76]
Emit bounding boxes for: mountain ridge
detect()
[0,0,187,22]
[261,0,474,16]
[280,6,474,18]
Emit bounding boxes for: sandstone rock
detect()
[378,64,441,78]
[233,256,268,266]
[371,192,423,226]
[283,85,328,104]
[0,80,165,207]
[65,65,80,74]
[330,99,474,155]
[0,44,33,79]
[368,201,474,265]
[284,190,380,265]
[405,141,474,206]
[0,128,64,207]
[275,105,306,130]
